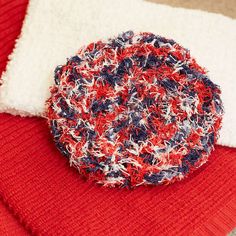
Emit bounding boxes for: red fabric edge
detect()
[0,0,29,234]
[192,197,236,236]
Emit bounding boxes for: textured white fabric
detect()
[0,0,236,147]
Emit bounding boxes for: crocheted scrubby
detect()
[46,31,223,188]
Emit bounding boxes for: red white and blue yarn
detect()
[46,31,223,188]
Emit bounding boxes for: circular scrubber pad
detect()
[46,31,223,188]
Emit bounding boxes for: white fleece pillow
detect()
[0,0,236,147]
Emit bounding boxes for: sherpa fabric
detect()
[46,31,223,188]
[0,1,236,235]
[0,0,236,148]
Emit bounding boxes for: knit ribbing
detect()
[0,0,28,77]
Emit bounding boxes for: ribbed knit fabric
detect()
[0,1,236,235]
[0,198,29,235]
[0,0,28,77]
[0,1,29,234]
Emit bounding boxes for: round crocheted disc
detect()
[46,31,223,188]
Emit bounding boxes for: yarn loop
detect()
[46,31,223,188]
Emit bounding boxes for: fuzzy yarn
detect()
[46,31,223,188]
